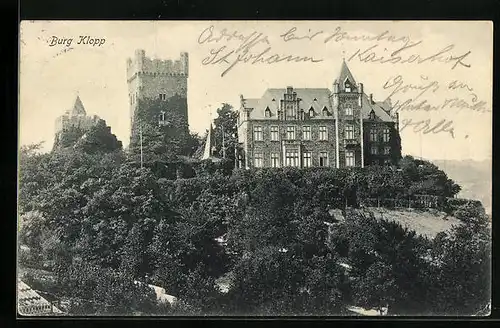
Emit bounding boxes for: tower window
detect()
[345,124,354,139]
[159,93,167,101]
[345,150,355,167]
[344,80,352,92]
[345,107,353,116]
[286,126,296,140]
[158,111,169,126]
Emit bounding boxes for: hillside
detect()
[355,207,462,239]
[431,159,491,215]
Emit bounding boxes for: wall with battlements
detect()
[127,49,189,139]
[55,112,100,134]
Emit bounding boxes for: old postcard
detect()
[18,20,492,317]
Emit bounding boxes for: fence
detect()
[333,194,480,214]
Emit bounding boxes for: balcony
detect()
[344,139,360,147]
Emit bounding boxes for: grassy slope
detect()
[357,207,462,239]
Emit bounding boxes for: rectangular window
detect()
[384,146,391,155]
[286,126,296,140]
[345,107,353,116]
[254,126,263,141]
[319,126,328,140]
[319,152,328,167]
[271,152,280,167]
[303,126,311,140]
[370,128,378,142]
[346,150,355,167]
[345,124,354,139]
[384,158,391,165]
[383,128,390,142]
[254,153,263,168]
[159,93,167,101]
[285,150,299,167]
[303,152,312,168]
[270,126,279,141]
[371,145,378,155]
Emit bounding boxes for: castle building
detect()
[126,49,189,142]
[54,95,100,136]
[237,60,401,169]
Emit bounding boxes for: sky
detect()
[19,20,492,161]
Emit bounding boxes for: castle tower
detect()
[333,60,364,168]
[126,49,189,143]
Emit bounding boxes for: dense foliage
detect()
[18,98,489,316]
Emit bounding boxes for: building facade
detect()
[237,61,401,169]
[126,49,189,143]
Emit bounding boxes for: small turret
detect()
[135,49,146,71]
[180,52,189,76]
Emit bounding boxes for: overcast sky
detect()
[19,20,492,161]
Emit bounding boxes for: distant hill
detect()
[431,159,491,215]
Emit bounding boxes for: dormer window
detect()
[313,98,317,102]
[322,107,329,116]
[344,80,352,93]
[272,98,276,101]
[265,107,271,118]
[309,107,315,117]
[369,110,376,120]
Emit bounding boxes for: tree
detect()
[73,119,123,154]
[213,103,238,163]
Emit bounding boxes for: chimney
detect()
[370,93,374,104]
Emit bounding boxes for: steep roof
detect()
[336,60,358,92]
[360,94,394,122]
[71,95,86,116]
[243,88,333,119]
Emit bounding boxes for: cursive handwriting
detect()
[324,26,414,45]
[399,118,455,138]
[279,27,325,42]
[392,94,488,114]
[348,43,471,70]
[198,25,270,45]
[198,25,323,77]
[383,74,440,100]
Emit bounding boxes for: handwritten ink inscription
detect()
[198,25,323,77]
[383,75,489,115]
[196,23,488,139]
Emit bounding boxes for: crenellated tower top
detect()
[126,49,189,81]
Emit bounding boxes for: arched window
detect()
[344,79,352,92]
[158,111,168,126]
